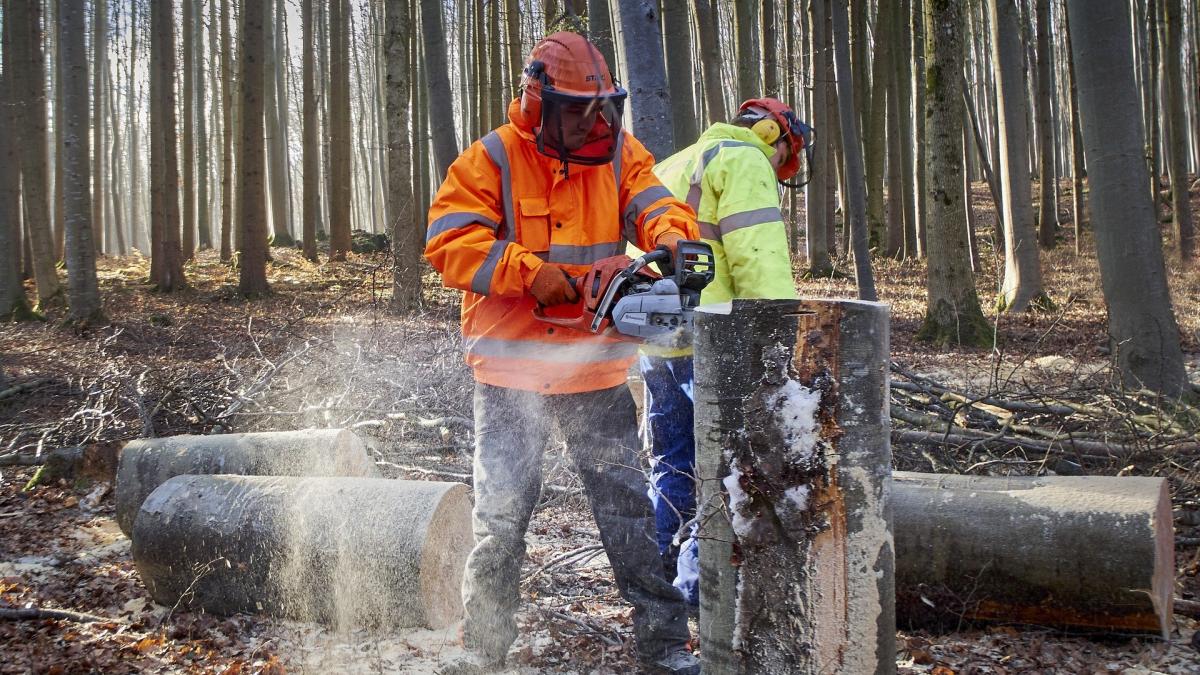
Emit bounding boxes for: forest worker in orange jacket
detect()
[424,32,700,675]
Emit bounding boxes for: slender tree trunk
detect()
[319,0,332,236]
[11,0,62,304]
[806,0,832,276]
[105,63,126,256]
[487,0,503,129]
[588,0,616,69]
[1065,0,1189,397]
[220,0,234,261]
[181,0,195,259]
[387,0,418,310]
[919,0,988,346]
[1034,0,1056,248]
[302,0,319,261]
[830,1,878,301]
[762,0,779,97]
[195,0,211,251]
[60,0,102,320]
[1063,5,1086,255]
[420,0,458,179]
[663,0,698,149]
[128,0,144,253]
[693,0,727,125]
[734,0,760,102]
[93,0,107,255]
[51,0,65,261]
[851,0,871,136]
[1162,0,1194,261]
[264,0,291,246]
[616,0,674,159]
[1147,0,1161,196]
[990,0,1045,311]
[150,0,186,291]
[238,0,269,294]
[866,0,895,251]
[895,0,917,259]
[911,0,928,256]
[1,4,32,319]
[329,0,352,260]
[885,73,905,259]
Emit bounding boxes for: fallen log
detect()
[132,475,471,630]
[893,471,1174,636]
[115,429,379,536]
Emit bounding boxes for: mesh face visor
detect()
[780,113,816,188]
[537,87,628,166]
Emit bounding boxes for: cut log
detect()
[115,429,378,536]
[132,475,471,630]
[694,298,894,674]
[893,471,1174,636]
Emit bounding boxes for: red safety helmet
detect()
[520,32,628,166]
[736,98,815,187]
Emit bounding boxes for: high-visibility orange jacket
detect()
[425,99,699,394]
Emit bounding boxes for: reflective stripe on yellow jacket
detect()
[425,99,699,393]
[643,123,798,357]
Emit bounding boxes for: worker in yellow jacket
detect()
[641,98,814,606]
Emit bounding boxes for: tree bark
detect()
[695,299,894,674]
[128,0,145,253]
[990,0,1045,311]
[0,6,32,319]
[1161,0,1193,261]
[866,0,896,251]
[115,429,378,536]
[587,0,617,71]
[692,0,726,125]
[662,0,698,150]
[893,472,1174,636]
[1065,0,1190,397]
[196,0,211,251]
[616,0,674,160]
[150,0,186,291]
[733,0,760,103]
[328,0,353,260]
[830,1,878,301]
[220,0,235,261]
[238,0,269,295]
[422,0,458,180]
[181,0,195,258]
[805,0,832,276]
[911,0,928,256]
[60,0,102,322]
[1063,5,1086,256]
[919,0,989,347]
[10,0,62,304]
[132,475,470,630]
[301,0,319,262]
[388,0,419,311]
[263,0,291,246]
[1034,0,1056,248]
[93,0,107,255]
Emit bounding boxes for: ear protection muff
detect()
[750,118,782,145]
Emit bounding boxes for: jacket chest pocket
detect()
[517,198,551,253]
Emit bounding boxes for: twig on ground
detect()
[0,607,111,623]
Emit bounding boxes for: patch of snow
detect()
[766,378,822,463]
[723,465,753,537]
[784,485,810,512]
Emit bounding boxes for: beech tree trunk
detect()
[733,0,760,102]
[695,299,894,675]
[1034,0,1056,249]
[616,0,674,160]
[919,0,988,347]
[10,0,62,304]
[182,0,195,258]
[1063,7,1086,256]
[60,0,102,322]
[692,0,727,125]
[662,0,698,150]
[220,0,234,261]
[115,429,379,536]
[301,0,319,262]
[990,0,1045,311]
[1162,0,1194,261]
[1066,0,1190,397]
[805,0,832,276]
[132,475,471,630]
[421,0,458,179]
[0,9,32,319]
[388,0,418,311]
[93,0,107,254]
[238,0,269,295]
[150,0,186,291]
[830,1,878,301]
[893,472,1174,636]
[328,0,353,260]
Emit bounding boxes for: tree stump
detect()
[115,429,378,536]
[694,298,894,674]
[132,475,472,630]
[893,471,1174,636]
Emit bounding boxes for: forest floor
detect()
[2,186,1200,674]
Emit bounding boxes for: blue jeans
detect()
[638,354,699,605]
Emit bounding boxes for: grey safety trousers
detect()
[462,382,691,662]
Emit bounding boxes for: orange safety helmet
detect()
[736,97,815,187]
[520,32,628,166]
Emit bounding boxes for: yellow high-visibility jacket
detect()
[644,123,798,357]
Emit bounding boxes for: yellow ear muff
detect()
[751,118,782,145]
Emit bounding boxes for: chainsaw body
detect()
[533,241,716,344]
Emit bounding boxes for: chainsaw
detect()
[533,240,716,344]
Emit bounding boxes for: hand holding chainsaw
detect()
[529,263,579,306]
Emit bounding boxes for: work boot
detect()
[644,647,701,675]
[436,651,505,675]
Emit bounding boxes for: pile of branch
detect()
[888,363,1200,474]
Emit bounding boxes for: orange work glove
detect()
[655,231,685,255]
[529,264,579,306]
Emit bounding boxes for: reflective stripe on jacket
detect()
[425,99,699,394]
[643,123,798,357]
